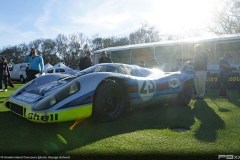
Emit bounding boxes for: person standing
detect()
[79,51,94,70]
[139,60,145,67]
[0,57,11,92]
[219,53,236,97]
[25,49,44,82]
[150,58,159,69]
[23,49,33,81]
[99,51,113,63]
[193,44,208,99]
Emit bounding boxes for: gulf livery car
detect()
[5,62,195,123]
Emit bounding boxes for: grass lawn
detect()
[0,84,240,159]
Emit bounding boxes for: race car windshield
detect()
[94,66,119,73]
[75,65,97,76]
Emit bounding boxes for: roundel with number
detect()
[138,80,156,101]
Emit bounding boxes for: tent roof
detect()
[49,62,73,70]
[44,63,53,68]
[93,34,240,54]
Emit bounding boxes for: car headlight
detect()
[33,81,80,111]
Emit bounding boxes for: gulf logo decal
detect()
[137,80,156,101]
[168,77,180,91]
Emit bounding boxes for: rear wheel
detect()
[177,80,193,106]
[92,80,125,122]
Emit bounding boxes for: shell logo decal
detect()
[168,77,180,91]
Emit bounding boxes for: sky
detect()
[0,0,218,49]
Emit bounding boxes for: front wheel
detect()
[177,80,193,106]
[92,80,125,122]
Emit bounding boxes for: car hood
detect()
[11,73,73,102]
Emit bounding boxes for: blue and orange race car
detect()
[5,62,195,123]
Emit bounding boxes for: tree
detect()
[129,23,161,44]
[67,33,87,69]
[205,0,240,35]
[55,34,69,64]
[0,43,28,64]
[38,39,60,65]
[91,34,104,51]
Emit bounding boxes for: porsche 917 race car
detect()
[5,62,195,123]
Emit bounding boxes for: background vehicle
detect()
[46,62,74,74]
[9,63,28,83]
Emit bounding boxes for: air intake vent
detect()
[9,103,23,116]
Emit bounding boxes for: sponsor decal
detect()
[168,77,180,91]
[15,93,41,103]
[27,113,58,121]
[138,80,156,101]
[206,77,218,82]
[228,77,239,82]
[206,76,240,82]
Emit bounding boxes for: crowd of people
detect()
[192,44,237,99]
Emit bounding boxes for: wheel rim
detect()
[100,87,122,117]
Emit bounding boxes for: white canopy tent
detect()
[46,62,74,74]
[44,63,53,72]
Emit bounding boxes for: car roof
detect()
[95,63,139,68]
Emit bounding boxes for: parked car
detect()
[9,63,28,83]
[5,62,195,123]
[46,67,74,74]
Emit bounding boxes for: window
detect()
[20,65,27,71]
[139,68,153,76]
[55,69,65,73]
[94,66,119,73]
[119,65,137,76]
[47,69,54,73]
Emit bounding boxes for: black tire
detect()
[177,80,193,106]
[92,80,125,122]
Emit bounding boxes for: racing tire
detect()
[177,80,192,106]
[92,80,125,122]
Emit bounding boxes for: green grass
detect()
[0,85,240,159]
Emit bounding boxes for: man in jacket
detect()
[24,49,44,82]
[79,51,94,70]
[99,51,113,64]
[219,53,236,97]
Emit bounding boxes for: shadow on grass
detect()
[227,91,240,108]
[0,99,227,156]
[193,100,225,142]
[205,89,239,111]
[0,104,195,156]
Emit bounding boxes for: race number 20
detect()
[138,80,156,101]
